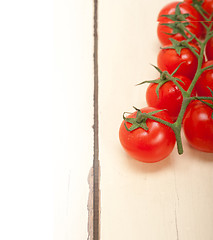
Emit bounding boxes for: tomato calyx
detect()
[160,3,191,22]
[201,62,213,73]
[159,3,196,40]
[161,38,198,56]
[190,0,204,7]
[160,22,190,40]
[189,0,212,21]
[189,0,206,14]
[137,66,171,98]
[119,1,213,160]
[137,64,186,98]
[123,107,166,132]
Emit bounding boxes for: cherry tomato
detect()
[184,0,213,37]
[196,60,213,97]
[184,0,213,17]
[157,1,203,45]
[146,75,195,121]
[157,43,200,79]
[206,37,213,61]
[183,100,213,152]
[119,107,176,163]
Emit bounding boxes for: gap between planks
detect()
[88,0,100,239]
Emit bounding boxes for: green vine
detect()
[124,3,213,155]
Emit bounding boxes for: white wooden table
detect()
[99,0,213,239]
[0,0,93,239]
[1,0,213,239]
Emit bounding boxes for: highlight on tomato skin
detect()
[119,107,176,163]
[183,0,213,38]
[157,1,203,23]
[157,1,204,46]
[195,60,213,97]
[146,75,196,121]
[119,0,213,162]
[184,0,213,17]
[183,100,213,153]
[157,43,200,80]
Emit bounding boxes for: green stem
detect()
[128,9,213,156]
[184,41,200,58]
[164,13,213,154]
[169,74,188,97]
[172,98,191,154]
[141,112,184,155]
[184,27,202,45]
[141,24,212,155]
[187,42,205,95]
[189,96,213,101]
[173,25,213,153]
[140,113,174,129]
[186,24,213,94]
[201,64,213,73]
[170,24,213,153]
[194,4,212,22]
[173,126,183,155]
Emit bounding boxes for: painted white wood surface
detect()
[0,1,93,239]
[99,0,213,239]
[53,1,94,239]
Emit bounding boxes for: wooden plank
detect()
[99,0,213,239]
[0,1,94,239]
[53,0,94,239]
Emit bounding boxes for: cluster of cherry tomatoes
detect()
[119,0,213,163]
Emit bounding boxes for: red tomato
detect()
[183,100,213,152]
[146,75,195,121]
[119,107,176,163]
[184,0,213,36]
[184,0,213,17]
[157,44,200,79]
[157,1,203,45]
[206,37,213,61]
[196,60,213,96]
